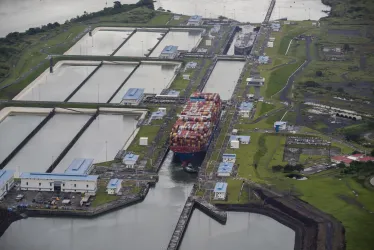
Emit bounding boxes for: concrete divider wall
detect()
[107,63,141,103]
[147,29,170,57]
[111,29,137,56]
[64,61,104,102]
[0,109,56,169]
[46,109,99,173]
[0,107,52,123]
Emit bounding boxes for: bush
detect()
[316,70,323,77]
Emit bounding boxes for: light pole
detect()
[105,141,108,161]
[141,40,144,56]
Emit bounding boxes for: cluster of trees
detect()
[339,161,374,175]
[272,164,304,173]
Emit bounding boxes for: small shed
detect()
[139,137,148,146]
[107,179,122,195]
[214,182,228,200]
[230,135,251,144]
[274,121,287,132]
[267,42,274,48]
[122,153,139,168]
[232,129,238,135]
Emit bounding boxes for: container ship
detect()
[169,92,222,165]
[234,25,257,55]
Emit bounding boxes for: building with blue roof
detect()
[213,182,228,200]
[271,22,281,31]
[238,102,253,117]
[222,153,236,163]
[187,15,203,26]
[121,88,145,105]
[20,172,99,194]
[106,179,123,195]
[259,56,269,64]
[122,153,139,168]
[64,158,94,175]
[0,170,15,199]
[159,45,179,59]
[217,162,234,177]
[230,135,251,144]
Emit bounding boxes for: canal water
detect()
[4,114,90,173]
[150,31,203,57]
[0,151,196,250]
[0,0,329,37]
[110,63,178,103]
[14,64,97,102]
[203,60,245,100]
[180,210,295,250]
[64,29,134,56]
[0,114,46,164]
[114,31,164,57]
[69,63,138,103]
[53,114,138,173]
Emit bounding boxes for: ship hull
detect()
[173,150,207,164]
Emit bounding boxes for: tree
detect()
[343,43,350,51]
[371,149,374,157]
[337,87,345,93]
[316,70,323,77]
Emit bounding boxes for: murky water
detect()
[14,64,96,102]
[0,0,329,37]
[110,63,178,103]
[53,114,138,173]
[0,152,196,250]
[65,30,134,56]
[4,114,90,173]
[203,60,245,100]
[150,31,202,57]
[180,210,295,250]
[0,114,46,164]
[114,31,164,57]
[69,64,137,103]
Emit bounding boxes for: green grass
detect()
[126,125,160,158]
[255,102,276,118]
[216,179,248,204]
[167,15,190,26]
[264,61,303,98]
[91,184,119,207]
[147,12,172,25]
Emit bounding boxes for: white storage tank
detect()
[140,137,148,146]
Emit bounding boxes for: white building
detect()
[121,88,145,105]
[122,153,139,168]
[0,170,15,199]
[267,41,274,48]
[159,45,179,59]
[64,158,93,175]
[269,37,276,42]
[222,154,236,164]
[140,137,148,146]
[232,129,238,135]
[213,182,228,200]
[230,140,240,149]
[106,179,122,195]
[238,102,253,118]
[230,135,250,144]
[187,15,203,26]
[20,172,99,195]
[274,121,287,131]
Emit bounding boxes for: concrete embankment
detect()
[64,61,104,102]
[167,185,227,250]
[0,208,22,238]
[0,109,56,169]
[46,109,99,173]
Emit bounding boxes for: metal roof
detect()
[123,153,139,163]
[214,182,228,193]
[64,158,93,175]
[239,102,253,111]
[217,162,234,174]
[151,111,166,118]
[107,179,122,189]
[0,170,15,188]
[223,153,236,159]
[161,45,178,54]
[274,121,287,126]
[229,135,251,143]
[188,15,202,22]
[122,88,145,100]
[20,172,99,181]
